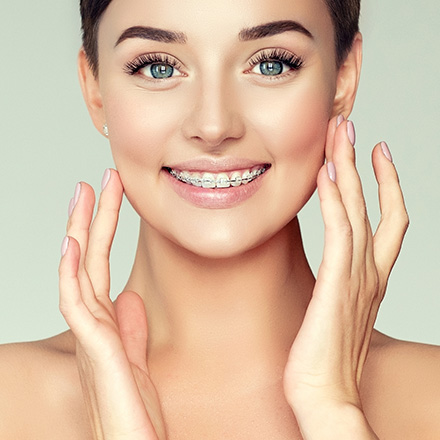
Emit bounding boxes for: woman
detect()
[1,0,439,438]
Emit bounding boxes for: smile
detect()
[165,165,270,189]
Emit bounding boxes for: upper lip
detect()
[164,157,270,173]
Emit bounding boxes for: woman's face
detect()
[94,0,340,258]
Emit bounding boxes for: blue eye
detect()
[125,54,183,80]
[148,63,175,79]
[259,61,284,76]
[248,49,304,78]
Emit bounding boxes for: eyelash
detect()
[123,48,304,80]
[247,48,304,76]
[124,53,183,76]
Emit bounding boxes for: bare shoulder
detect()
[0,331,89,439]
[362,331,440,439]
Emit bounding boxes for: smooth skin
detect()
[1,0,440,438]
[57,120,406,439]
[1,132,440,439]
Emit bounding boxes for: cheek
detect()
[103,87,185,173]
[275,82,330,189]
[245,75,333,206]
[102,88,185,223]
[247,78,331,161]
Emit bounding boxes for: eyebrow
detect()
[115,26,187,46]
[238,20,313,41]
[115,19,312,48]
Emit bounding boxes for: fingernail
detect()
[61,236,70,257]
[337,114,345,127]
[347,121,356,146]
[68,198,75,217]
[327,162,336,182]
[74,183,81,204]
[69,182,81,217]
[380,141,393,162]
[101,168,111,190]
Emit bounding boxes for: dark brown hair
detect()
[80,0,360,76]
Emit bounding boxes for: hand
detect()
[283,117,408,439]
[59,170,167,440]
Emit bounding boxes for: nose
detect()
[181,78,245,150]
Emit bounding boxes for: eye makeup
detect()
[124,53,184,77]
[247,48,304,77]
[123,47,304,82]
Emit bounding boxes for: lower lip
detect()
[163,168,269,209]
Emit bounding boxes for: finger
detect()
[66,182,96,262]
[316,163,353,290]
[332,120,372,271]
[359,143,408,369]
[66,182,98,306]
[86,169,124,299]
[115,291,149,373]
[59,236,99,342]
[324,115,341,162]
[372,142,409,280]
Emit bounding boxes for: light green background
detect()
[1,2,439,344]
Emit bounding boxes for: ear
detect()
[78,48,106,136]
[332,33,363,118]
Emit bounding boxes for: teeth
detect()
[230,171,242,187]
[181,171,191,182]
[201,173,216,189]
[189,172,202,187]
[168,166,267,188]
[216,173,230,188]
[241,170,252,184]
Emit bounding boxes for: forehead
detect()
[100,0,334,47]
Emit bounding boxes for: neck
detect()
[125,217,314,362]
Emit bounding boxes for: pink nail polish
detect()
[101,169,111,190]
[69,183,81,216]
[68,197,75,217]
[347,121,356,146]
[73,183,81,205]
[61,236,70,257]
[327,162,336,182]
[380,141,393,162]
[337,114,345,127]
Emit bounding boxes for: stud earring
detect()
[103,123,109,137]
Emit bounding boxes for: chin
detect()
[177,227,257,260]
[163,214,289,261]
[180,238,257,260]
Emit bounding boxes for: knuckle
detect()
[337,221,353,240]
[59,300,72,319]
[97,192,119,215]
[393,210,410,232]
[326,213,353,237]
[382,206,409,234]
[402,212,410,230]
[370,277,381,300]
[324,215,353,242]
[358,203,369,224]
[357,267,380,299]
[348,193,368,218]
[58,264,70,280]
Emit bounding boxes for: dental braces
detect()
[168,166,268,188]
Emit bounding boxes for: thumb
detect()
[115,291,149,372]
